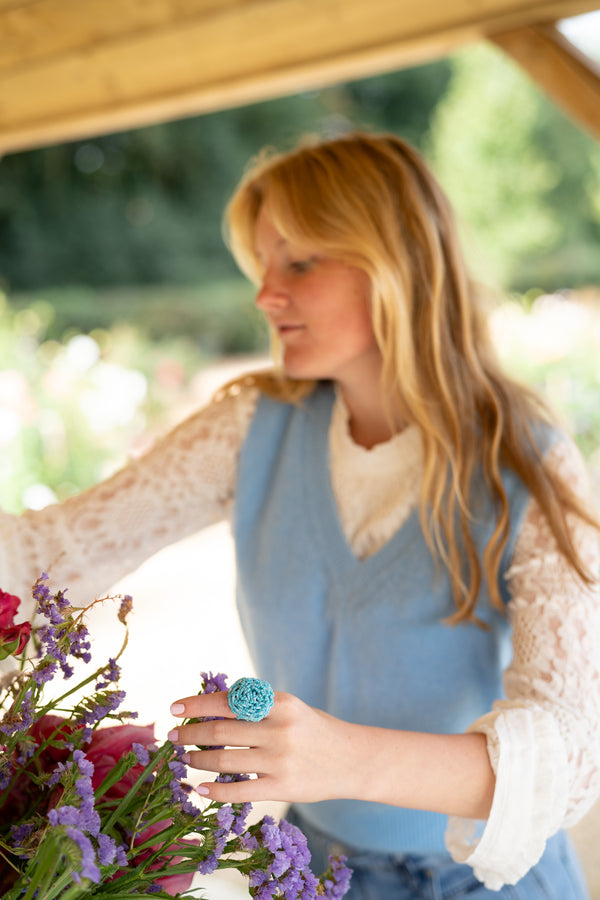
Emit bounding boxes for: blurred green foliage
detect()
[0,60,451,294]
[10,279,265,354]
[429,45,600,290]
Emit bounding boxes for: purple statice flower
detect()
[250,870,268,887]
[197,826,228,875]
[50,798,100,838]
[241,832,259,852]
[213,773,252,834]
[270,850,292,878]
[260,816,281,853]
[68,623,92,664]
[33,573,59,618]
[322,856,353,899]
[73,749,94,779]
[79,689,126,738]
[279,869,303,899]
[280,819,311,868]
[48,806,81,828]
[115,844,128,866]
[96,657,121,689]
[200,671,229,694]
[33,661,58,684]
[232,801,252,836]
[198,853,219,876]
[132,742,150,766]
[170,779,197,816]
[54,588,71,610]
[10,823,34,846]
[216,805,235,833]
[65,827,101,884]
[48,761,68,787]
[147,885,163,894]
[47,752,100,837]
[97,832,117,866]
[0,689,37,738]
[299,869,319,900]
[16,742,37,765]
[255,882,280,900]
[168,757,186,780]
[0,760,13,790]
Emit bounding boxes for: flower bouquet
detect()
[0,577,351,899]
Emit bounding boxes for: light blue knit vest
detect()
[234,383,540,853]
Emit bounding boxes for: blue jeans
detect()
[286,808,590,899]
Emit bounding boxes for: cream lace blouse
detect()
[1,383,599,889]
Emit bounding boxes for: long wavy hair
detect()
[224,130,598,625]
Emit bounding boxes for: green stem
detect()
[101,744,172,833]
[18,836,60,900]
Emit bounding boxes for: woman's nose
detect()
[255,274,288,312]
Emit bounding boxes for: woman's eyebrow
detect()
[254,235,287,262]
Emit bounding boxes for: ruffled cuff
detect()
[445,707,568,890]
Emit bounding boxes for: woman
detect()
[2,132,599,898]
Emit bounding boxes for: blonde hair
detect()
[224,131,599,625]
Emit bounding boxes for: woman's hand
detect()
[168,689,496,817]
[167,690,363,804]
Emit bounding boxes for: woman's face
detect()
[253,206,381,388]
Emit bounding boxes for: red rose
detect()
[0,589,21,628]
[0,621,32,658]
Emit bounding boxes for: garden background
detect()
[1,16,600,898]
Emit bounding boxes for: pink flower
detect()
[0,589,20,628]
[86,722,156,795]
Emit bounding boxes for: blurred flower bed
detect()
[1,286,599,514]
[0,292,215,513]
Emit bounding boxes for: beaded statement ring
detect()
[228,677,274,722]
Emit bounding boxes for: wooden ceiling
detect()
[0,0,599,155]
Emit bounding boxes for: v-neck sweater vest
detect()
[234,383,534,854]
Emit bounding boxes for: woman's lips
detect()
[275,324,304,337]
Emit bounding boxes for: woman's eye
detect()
[288,259,313,274]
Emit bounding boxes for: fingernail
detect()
[167,729,179,743]
[170,702,185,715]
[195,785,210,796]
[180,752,191,763]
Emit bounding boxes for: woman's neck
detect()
[338,383,408,450]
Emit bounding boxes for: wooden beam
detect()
[0,0,599,154]
[490,23,600,142]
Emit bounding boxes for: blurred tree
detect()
[0,61,450,294]
[429,43,600,290]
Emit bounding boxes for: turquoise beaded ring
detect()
[227,677,274,722]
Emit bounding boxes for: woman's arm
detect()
[0,386,258,607]
[446,435,600,886]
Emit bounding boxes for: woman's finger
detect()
[168,718,261,748]
[183,747,263,774]
[169,690,233,720]
[195,775,275,804]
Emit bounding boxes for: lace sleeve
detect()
[0,385,259,608]
[446,436,600,889]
